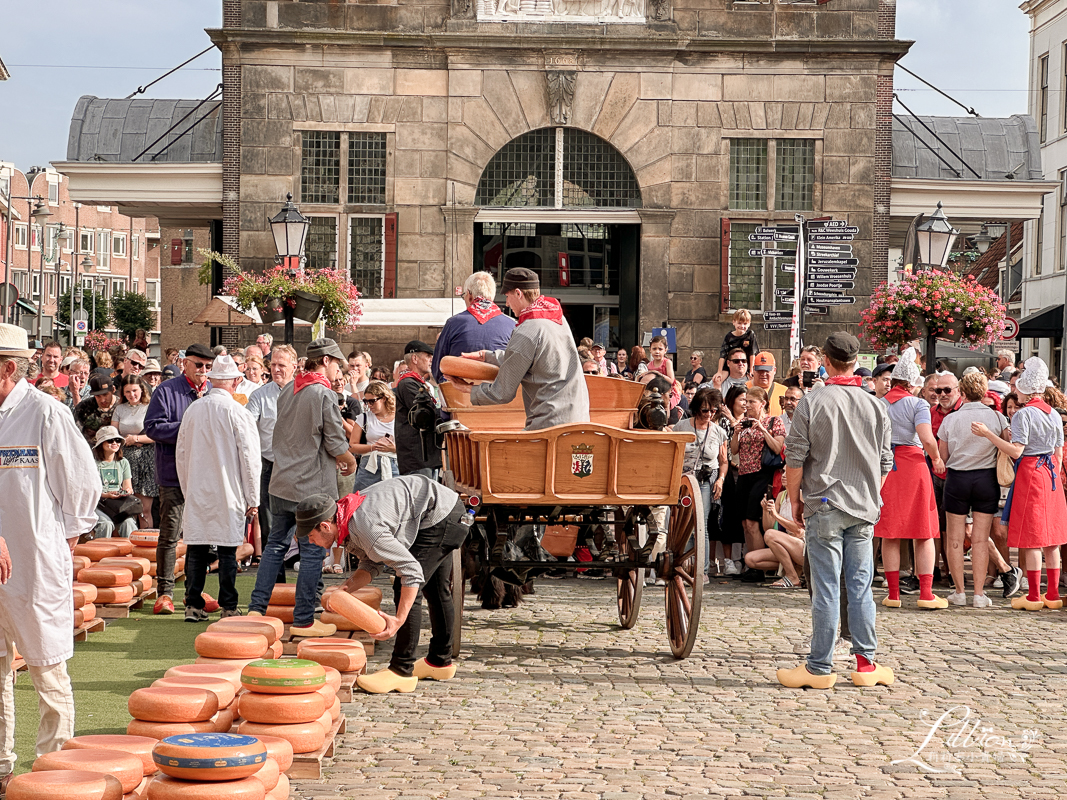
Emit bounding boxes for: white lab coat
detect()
[0,380,101,667]
[176,389,261,547]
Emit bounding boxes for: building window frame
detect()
[112,233,127,258]
[1040,53,1050,143]
[80,230,94,255]
[347,214,387,299]
[97,229,111,271]
[13,224,27,249]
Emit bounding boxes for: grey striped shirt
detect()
[785,384,893,524]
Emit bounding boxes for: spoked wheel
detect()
[662,474,705,658]
[450,547,464,658]
[616,510,643,629]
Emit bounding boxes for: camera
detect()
[740,418,755,429]
[802,370,818,388]
[697,465,714,483]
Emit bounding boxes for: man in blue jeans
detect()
[779,332,895,689]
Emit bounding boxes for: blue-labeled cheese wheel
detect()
[240,659,325,695]
[151,733,267,782]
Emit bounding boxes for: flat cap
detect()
[501,267,539,292]
[295,493,338,539]
[306,338,345,361]
[823,331,860,362]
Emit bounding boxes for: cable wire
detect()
[125,46,217,99]
[897,63,980,118]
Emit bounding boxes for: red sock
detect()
[855,654,875,673]
[1047,569,1061,601]
[1027,570,1042,602]
[886,570,900,601]
[918,573,934,601]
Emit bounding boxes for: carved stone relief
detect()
[475,0,646,23]
[545,71,577,125]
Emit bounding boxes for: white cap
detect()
[205,354,243,380]
[890,347,923,387]
[1016,357,1049,396]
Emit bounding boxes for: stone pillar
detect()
[637,209,676,335]
[874,0,899,285]
[440,206,479,292]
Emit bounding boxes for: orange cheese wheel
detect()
[314,682,337,707]
[265,773,288,800]
[74,609,85,628]
[194,632,269,660]
[249,758,279,792]
[263,606,293,624]
[314,711,332,734]
[144,775,264,800]
[326,590,385,634]
[207,621,279,647]
[126,720,217,741]
[317,611,358,631]
[247,736,292,774]
[322,666,341,693]
[110,539,135,556]
[139,576,154,592]
[129,687,218,723]
[131,546,157,562]
[265,641,282,660]
[96,585,137,604]
[79,567,134,588]
[240,659,325,695]
[131,581,143,596]
[164,664,243,691]
[176,541,187,557]
[267,585,296,606]
[73,588,87,608]
[130,530,159,546]
[175,555,186,571]
[62,735,158,776]
[327,695,341,722]
[152,677,236,710]
[236,721,325,754]
[295,637,364,654]
[322,585,382,611]
[298,647,365,674]
[6,771,123,800]
[73,581,99,604]
[440,355,499,382]
[215,616,284,639]
[238,691,325,725]
[213,707,234,733]
[81,603,97,623]
[193,656,260,668]
[98,558,150,581]
[74,541,124,560]
[72,555,93,574]
[33,749,143,793]
[151,733,266,782]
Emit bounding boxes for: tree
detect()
[58,287,110,344]
[110,291,155,340]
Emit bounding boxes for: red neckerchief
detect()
[825,375,864,387]
[184,375,208,398]
[398,371,426,385]
[1025,397,1053,414]
[335,492,366,546]
[885,386,912,404]
[468,297,503,324]
[294,372,332,394]
[517,295,564,325]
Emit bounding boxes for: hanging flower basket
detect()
[222,264,362,332]
[256,298,286,325]
[290,289,324,323]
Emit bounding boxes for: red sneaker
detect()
[201,593,220,613]
[153,595,175,615]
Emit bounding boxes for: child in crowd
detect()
[92,425,138,539]
[717,309,760,379]
[646,335,674,382]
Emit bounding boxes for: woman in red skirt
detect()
[974,356,1067,611]
[876,349,948,609]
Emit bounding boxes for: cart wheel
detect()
[616,514,643,629]
[450,547,464,658]
[663,474,705,658]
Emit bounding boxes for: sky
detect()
[0,0,1033,172]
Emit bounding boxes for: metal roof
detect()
[892,114,1043,182]
[66,95,222,163]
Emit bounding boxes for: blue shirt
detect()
[431,307,516,383]
[1012,404,1064,456]
[881,394,930,447]
[144,375,210,487]
[246,381,282,462]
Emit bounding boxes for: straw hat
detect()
[0,323,34,358]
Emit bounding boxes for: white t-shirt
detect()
[359,411,394,445]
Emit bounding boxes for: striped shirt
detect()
[785,384,893,524]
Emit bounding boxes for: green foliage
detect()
[58,287,110,334]
[198,248,238,287]
[110,291,155,339]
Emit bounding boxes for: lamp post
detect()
[74,253,93,346]
[915,202,960,375]
[52,228,72,344]
[268,193,310,345]
[32,200,52,341]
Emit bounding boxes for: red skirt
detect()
[1007,454,1067,549]
[875,445,939,540]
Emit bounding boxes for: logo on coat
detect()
[571,444,594,479]
[0,446,39,468]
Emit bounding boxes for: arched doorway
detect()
[474,127,642,347]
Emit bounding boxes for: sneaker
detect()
[201,594,220,614]
[739,568,765,583]
[1020,575,1029,593]
[220,608,242,618]
[992,576,1003,589]
[153,595,175,615]
[702,574,709,585]
[973,594,993,608]
[1001,566,1023,599]
[184,607,209,623]
[899,575,920,595]
[723,559,741,577]
[946,592,967,606]
[833,638,852,658]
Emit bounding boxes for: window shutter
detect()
[170,239,182,266]
[720,217,731,313]
[383,212,397,299]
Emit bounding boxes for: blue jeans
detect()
[248,495,326,627]
[804,503,877,675]
[695,476,715,575]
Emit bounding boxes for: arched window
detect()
[476,128,641,209]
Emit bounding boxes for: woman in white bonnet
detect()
[973,356,1067,611]
[874,347,948,610]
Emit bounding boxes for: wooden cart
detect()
[441,375,705,659]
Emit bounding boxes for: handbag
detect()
[98,493,142,522]
[997,450,1016,487]
[760,416,785,470]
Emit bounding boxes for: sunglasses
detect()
[933,387,955,395]
[730,359,747,365]
[365,396,383,403]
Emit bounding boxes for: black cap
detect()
[403,340,434,356]
[162,364,180,378]
[306,338,345,361]
[294,493,338,539]
[89,375,115,396]
[872,363,894,378]
[185,343,214,361]
[501,267,539,292]
[854,367,873,378]
[823,331,860,362]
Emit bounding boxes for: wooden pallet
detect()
[287,713,347,780]
[74,617,106,642]
[334,669,362,703]
[98,588,159,619]
[280,626,375,657]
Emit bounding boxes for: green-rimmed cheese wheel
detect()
[151,734,267,782]
[240,659,325,695]
[62,735,158,776]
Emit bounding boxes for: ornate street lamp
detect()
[916,202,959,270]
[268,193,310,344]
[973,224,993,255]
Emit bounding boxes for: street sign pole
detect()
[790,214,807,362]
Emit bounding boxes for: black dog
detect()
[462,537,532,610]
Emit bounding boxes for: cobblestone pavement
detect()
[297,576,1067,800]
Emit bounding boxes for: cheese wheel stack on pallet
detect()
[18,743,147,800]
[264,585,296,625]
[236,660,336,755]
[72,581,99,633]
[126,685,236,741]
[192,621,283,667]
[129,530,187,580]
[142,732,288,800]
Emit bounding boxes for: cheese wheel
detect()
[440,355,499,382]
[81,603,97,623]
[322,584,382,611]
[126,720,217,740]
[164,664,243,691]
[152,734,267,783]
[213,707,234,733]
[327,695,341,722]
[236,721,325,754]
[6,771,122,800]
[194,632,269,660]
[74,609,85,628]
[240,659,326,695]
[145,775,264,800]
[326,590,386,634]
[298,647,365,674]
[213,616,284,639]
[263,606,293,624]
[74,541,124,560]
[96,585,137,604]
[265,641,282,660]
[131,546,157,562]
[152,677,236,710]
[176,541,187,557]
[265,773,288,800]
[267,585,296,606]
[128,777,150,800]
[33,749,144,793]
[206,621,279,646]
[249,757,279,792]
[295,637,364,655]
[318,612,359,631]
[73,581,99,604]
[62,735,158,776]
[72,555,93,574]
[110,539,135,556]
[174,555,185,572]
[322,666,342,693]
[98,558,150,581]
[138,576,154,592]
[193,656,259,668]
[246,735,293,774]
[129,687,218,723]
[79,567,134,588]
[238,690,325,725]
[131,581,143,596]
[130,530,159,546]
[314,682,337,707]
[73,588,87,608]
[313,710,332,734]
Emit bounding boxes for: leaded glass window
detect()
[300,131,341,204]
[476,129,556,207]
[776,139,815,211]
[728,222,763,309]
[305,217,337,272]
[562,130,641,208]
[729,139,767,211]
[349,216,384,298]
[348,133,386,205]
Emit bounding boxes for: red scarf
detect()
[824,375,864,387]
[517,295,564,326]
[468,297,503,324]
[185,376,209,398]
[294,372,332,394]
[1026,397,1053,414]
[398,371,426,385]
[334,492,366,547]
[885,386,912,404]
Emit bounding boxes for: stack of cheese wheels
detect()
[130,530,159,564]
[73,581,98,631]
[206,617,283,660]
[236,660,329,753]
[193,625,278,667]
[319,585,383,632]
[295,638,366,685]
[264,585,296,625]
[32,747,144,797]
[3,770,126,800]
[78,564,136,607]
[127,684,235,740]
[72,555,92,583]
[97,556,154,597]
[324,588,386,635]
[63,734,159,783]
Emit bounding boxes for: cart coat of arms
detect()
[571,444,594,478]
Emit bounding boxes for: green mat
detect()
[11,573,259,774]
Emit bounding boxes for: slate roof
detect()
[892,115,1043,182]
[966,221,1025,290]
[66,95,222,163]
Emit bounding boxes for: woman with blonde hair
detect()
[349,380,397,491]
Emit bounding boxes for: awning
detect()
[356,298,462,328]
[16,299,37,315]
[189,296,313,328]
[1018,305,1064,339]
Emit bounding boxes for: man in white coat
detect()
[176,355,261,622]
[0,324,101,790]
